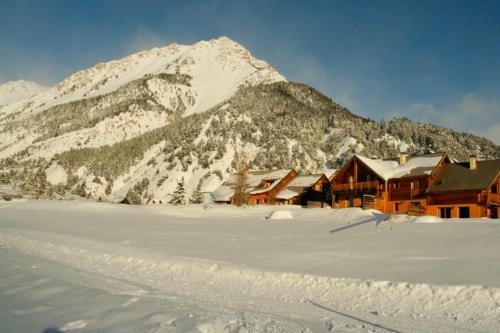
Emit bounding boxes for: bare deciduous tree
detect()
[233,151,250,207]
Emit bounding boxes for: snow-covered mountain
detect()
[0,37,498,203]
[0,80,49,108]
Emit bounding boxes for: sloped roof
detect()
[428,159,500,193]
[275,188,300,200]
[212,169,294,200]
[355,153,445,181]
[355,155,398,180]
[211,184,234,202]
[276,174,326,200]
[286,174,324,187]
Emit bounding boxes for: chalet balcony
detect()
[488,192,500,205]
[332,181,380,193]
[389,188,427,201]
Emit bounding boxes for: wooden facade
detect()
[386,154,450,215]
[331,156,386,210]
[427,162,500,219]
[275,174,331,207]
[234,169,297,205]
[331,153,499,219]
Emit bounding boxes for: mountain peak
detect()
[0,80,49,107]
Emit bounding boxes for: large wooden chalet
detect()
[212,152,499,218]
[331,152,499,218]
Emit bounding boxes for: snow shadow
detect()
[42,329,62,333]
[329,213,389,234]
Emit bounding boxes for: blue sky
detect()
[1,0,499,143]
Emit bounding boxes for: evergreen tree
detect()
[189,181,204,204]
[124,189,141,205]
[169,178,186,205]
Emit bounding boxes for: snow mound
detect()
[414,215,443,223]
[266,210,293,220]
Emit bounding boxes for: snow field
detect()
[1,200,499,332]
[1,229,499,331]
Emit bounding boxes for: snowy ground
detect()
[0,199,499,332]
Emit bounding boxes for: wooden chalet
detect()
[275,173,331,207]
[386,153,450,215]
[427,156,500,218]
[331,155,390,210]
[212,169,297,205]
[331,153,448,213]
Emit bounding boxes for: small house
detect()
[275,173,331,207]
[212,169,297,205]
[427,156,500,218]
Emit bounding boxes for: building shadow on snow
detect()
[329,213,389,234]
[42,328,62,333]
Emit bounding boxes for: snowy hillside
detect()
[0,37,498,204]
[0,80,49,108]
[1,199,499,332]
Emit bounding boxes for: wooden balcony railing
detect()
[332,181,380,193]
[389,188,427,201]
[488,192,500,204]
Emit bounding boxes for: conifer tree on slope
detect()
[169,178,186,205]
[189,181,204,204]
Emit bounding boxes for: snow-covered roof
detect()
[390,155,443,178]
[355,153,445,181]
[275,174,326,200]
[356,155,398,180]
[212,169,294,200]
[247,169,292,188]
[211,185,234,202]
[323,168,337,179]
[275,188,300,200]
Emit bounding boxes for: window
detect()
[414,180,419,189]
[459,207,470,218]
[491,207,498,219]
[492,184,498,194]
[439,207,452,218]
[395,203,400,211]
[410,201,421,209]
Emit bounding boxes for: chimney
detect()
[399,153,408,165]
[469,155,477,170]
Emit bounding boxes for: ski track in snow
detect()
[0,199,499,332]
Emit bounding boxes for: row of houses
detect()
[212,152,500,219]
